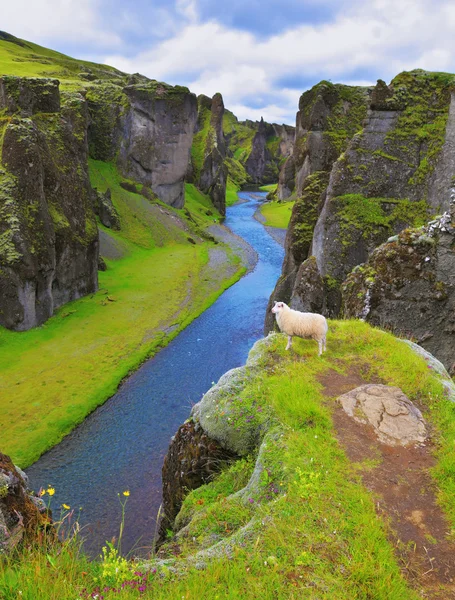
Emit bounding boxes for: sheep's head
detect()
[271,301,286,314]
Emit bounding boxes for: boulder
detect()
[338,384,427,446]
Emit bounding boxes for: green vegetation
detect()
[259,200,295,228]
[385,70,455,189]
[0,161,244,468]
[258,184,277,193]
[335,194,430,246]
[223,109,255,162]
[0,32,125,88]
[4,320,455,598]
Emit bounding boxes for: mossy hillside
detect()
[6,321,455,598]
[258,200,295,229]
[225,157,249,206]
[0,31,126,88]
[222,109,256,164]
[0,162,238,467]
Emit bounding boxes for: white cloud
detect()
[6,0,455,123]
[101,0,455,123]
[2,0,121,48]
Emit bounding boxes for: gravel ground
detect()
[208,224,258,273]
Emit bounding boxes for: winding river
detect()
[28,191,284,557]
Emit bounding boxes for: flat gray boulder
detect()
[338,384,427,446]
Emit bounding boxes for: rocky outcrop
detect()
[338,384,427,446]
[245,118,273,183]
[0,76,99,331]
[160,335,277,537]
[93,188,120,230]
[198,93,228,215]
[160,420,238,539]
[342,196,455,371]
[0,451,51,553]
[118,83,197,209]
[87,80,197,209]
[267,71,455,330]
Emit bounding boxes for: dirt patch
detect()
[319,367,455,599]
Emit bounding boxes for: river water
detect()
[27,191,284,557]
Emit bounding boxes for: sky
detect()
[3,0,455,124]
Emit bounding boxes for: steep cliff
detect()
[0,76,99,331]
[88,80,197,210]
[267,71,455,331]
[265,81,369,330]
[190,93,228,215]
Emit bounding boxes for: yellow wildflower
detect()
[39,489,46,497]
[46,487,55,496]
[62,504,70,510]
[122,490,130,497]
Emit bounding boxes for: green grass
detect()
[6,320,455,598]
[0,33,124,89]
[259,200,295,228]
[0,161,242,468]
[258,184,277,193]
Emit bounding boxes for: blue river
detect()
[27,191,284,557]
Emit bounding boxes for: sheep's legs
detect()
[318,337,327,356]
[285,335,292,350]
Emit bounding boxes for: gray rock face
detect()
[277,155,295,200]
[245,118,272,183]
[0,79,99,331]
[198,93,227,215]
[0,76,60,115]
[338,384,427,446]
[118,83,197,209]
[342,198,455,371]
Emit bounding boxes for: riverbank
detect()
[254,208,287,247]
[0,176,250,468]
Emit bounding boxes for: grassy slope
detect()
[0,158,243,467]
[4,321,455,598]
[259,200,295,228]
[0,33,124,87]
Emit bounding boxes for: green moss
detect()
[0,168,22,265]
[290,171,330,263]
[383,71,455,185]
[335,194,430,246]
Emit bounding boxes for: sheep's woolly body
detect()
[273,302,328,354]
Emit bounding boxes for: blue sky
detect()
[3,0,455,124]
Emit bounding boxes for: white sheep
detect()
[271,301,328,355]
